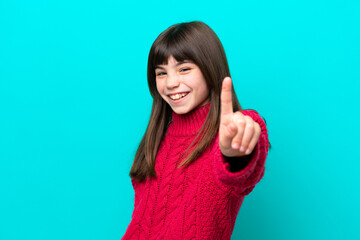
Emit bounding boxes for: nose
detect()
[166,74,180,89]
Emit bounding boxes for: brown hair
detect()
[130,21,245,182]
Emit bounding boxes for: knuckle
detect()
[246,123,254,130]
[256,127,261,135]
[245,116,255,124]
[225,129,233,138]
[225,126,235,138]
[244,115,253,120]
[234,112,244,119]
[236,117,246,125]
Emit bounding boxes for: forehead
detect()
[155,56,194,69]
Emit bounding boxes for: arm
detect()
[213,109,270,195]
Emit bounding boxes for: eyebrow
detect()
[155,60,193,70]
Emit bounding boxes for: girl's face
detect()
[155,55,210,115]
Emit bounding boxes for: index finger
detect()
[220,77,233,117]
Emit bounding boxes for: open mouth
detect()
[168,92,189,101]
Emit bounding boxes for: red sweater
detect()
[122,103,270,240]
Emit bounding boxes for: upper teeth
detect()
[169,93,187,100]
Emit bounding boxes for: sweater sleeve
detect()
[212,109,270,196]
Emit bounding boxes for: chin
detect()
[170,106,193,115]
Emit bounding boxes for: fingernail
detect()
[240,146,245,152]
[232,143,239,149]
[245,148,251,154]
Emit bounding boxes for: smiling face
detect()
[155,55,210,115]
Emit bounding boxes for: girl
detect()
[122,21,270,240]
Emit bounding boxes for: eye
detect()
[180,67,191,72]
[156,71,166,76]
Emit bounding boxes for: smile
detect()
[168,92,189,100]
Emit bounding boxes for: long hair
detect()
[130,21,243,182]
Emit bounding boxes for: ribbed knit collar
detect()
[167,103,211,136]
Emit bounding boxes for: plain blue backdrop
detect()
[1,0,359,239]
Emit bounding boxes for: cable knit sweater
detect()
[122,103,270,240]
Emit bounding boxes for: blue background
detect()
[1,0,359,239]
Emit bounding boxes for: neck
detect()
[167,103,211,136]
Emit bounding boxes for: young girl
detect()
[122,21,270,240]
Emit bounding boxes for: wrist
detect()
[223,152,253,172]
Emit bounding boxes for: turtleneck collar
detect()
[167,103,211,136]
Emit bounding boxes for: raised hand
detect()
[219,77,261,157]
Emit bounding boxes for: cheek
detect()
[201,87,210,101]
[155,80,163,94]
[155,80,168,102]
[199,79,209,99]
